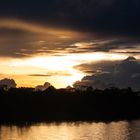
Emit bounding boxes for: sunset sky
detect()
[0,0,140,88]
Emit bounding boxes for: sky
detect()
[0,0,140,89]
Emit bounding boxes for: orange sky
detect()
[0,19,139,88]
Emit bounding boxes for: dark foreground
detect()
[0,87,139,124]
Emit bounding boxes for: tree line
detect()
[0,86,139,124]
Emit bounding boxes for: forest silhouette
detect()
[0,86,139,124]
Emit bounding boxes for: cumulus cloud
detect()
[0,78,17,89]
[75,60,117,75]
[35,82,52,91]
[73,56,140,91]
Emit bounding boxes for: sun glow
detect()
[0,18,139,88]
[7,56,85,88]
[3,52,130,88]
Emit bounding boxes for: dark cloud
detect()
[0,26,140,58]
[0,1,140,57]
[28,72,72,77]
[35,82,52,91]
[75,60,118,74]
[117,51,140,54]
[0,0,140,36]
[0,78,17,88]
[0,20,82,57]
[74,57,140,91]
[72,38,140,53]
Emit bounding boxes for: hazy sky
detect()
[0,0,140,88]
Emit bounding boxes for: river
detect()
[0,120,139,140]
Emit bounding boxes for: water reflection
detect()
[0,120,139,140]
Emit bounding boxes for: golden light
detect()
[0,51,135,88]
[0,18,137,88]
[64,52,129,64]
[7,56,85,88]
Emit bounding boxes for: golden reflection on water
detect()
[0,120,139,140]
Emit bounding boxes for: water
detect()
[0,120,139,140]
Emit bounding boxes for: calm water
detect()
[0,120,139,140]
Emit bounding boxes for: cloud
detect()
[71,39,140,54]
[0,19,53,34]
[0,18,84,58]
[73,56,140,91]
[0,2,140,58]
[0,78,17,89]
[0,0,140,37]
[75,60,118,74]
[28,71,72,77]
[0,19,140,58]
[35,82,52,91]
